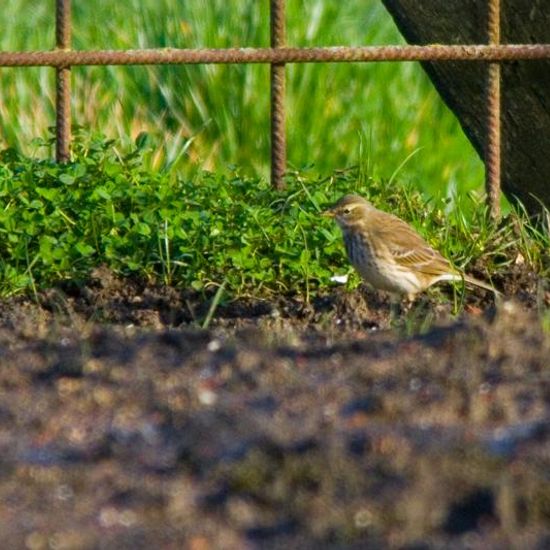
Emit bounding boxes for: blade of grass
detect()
[202,280,227,329]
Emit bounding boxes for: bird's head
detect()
[322,194,372,228]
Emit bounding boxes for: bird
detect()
[323,193,500,300]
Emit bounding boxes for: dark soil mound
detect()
[0,272,548,548]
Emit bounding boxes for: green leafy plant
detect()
[0,134,547,302]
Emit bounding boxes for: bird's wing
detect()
[394,246,455,277]
[372,212,456,277]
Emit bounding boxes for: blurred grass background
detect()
[0,0,483,199]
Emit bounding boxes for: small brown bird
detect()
[323,194,499,300]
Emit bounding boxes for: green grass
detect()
[0,0,483,199]
[0,133,547,302]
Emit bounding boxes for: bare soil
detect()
[0,267,549,549]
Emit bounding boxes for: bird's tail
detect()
[462,274,502,297]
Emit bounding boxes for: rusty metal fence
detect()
[1,0,550,218]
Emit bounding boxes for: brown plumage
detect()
[323,194,499,299]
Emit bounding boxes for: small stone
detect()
[198,388,217,406]
[207,339,221,352]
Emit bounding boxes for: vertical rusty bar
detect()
[486,0,501,219]
[270,0,286,189]
[56,0,72,163]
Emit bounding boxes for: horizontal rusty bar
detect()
[0,44,549,67]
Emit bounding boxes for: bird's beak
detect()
[321,208,335,218]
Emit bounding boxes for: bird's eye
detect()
[342,208,351,215]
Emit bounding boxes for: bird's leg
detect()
[402,293,417,314]
[389,293,409,325]
[390,293,419,328]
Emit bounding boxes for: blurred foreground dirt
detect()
[0,273,548,549]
